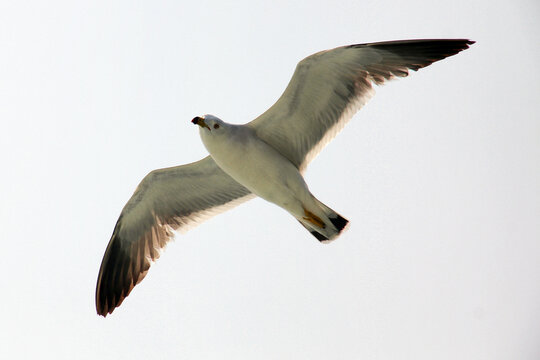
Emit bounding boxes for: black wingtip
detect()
[351,39,475,60]
[95,221,139,317]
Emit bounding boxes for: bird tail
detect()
[297,200,349,243]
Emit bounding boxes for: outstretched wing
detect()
[96,156,253,316]
[248,39,474,172]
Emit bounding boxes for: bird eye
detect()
[213,124,219,129]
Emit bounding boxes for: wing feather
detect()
[96,156,253,316]
[248,39,474,172]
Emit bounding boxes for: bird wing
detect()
[96,155,254,316]
[248,39,474,172]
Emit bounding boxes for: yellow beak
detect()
[191,116,211,131]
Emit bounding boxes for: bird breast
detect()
[201,126,308,204]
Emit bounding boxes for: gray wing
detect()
[248,39,474,172]
[96,156,253,316]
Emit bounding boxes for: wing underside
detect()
[248,39,474,171]
[96,156,253,316]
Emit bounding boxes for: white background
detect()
[1,0,539,359]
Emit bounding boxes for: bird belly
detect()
[206,134,309,215]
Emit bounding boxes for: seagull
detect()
[96,39,474,316]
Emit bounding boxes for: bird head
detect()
[191,115,225,132]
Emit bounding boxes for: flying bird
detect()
[96,39,474,316]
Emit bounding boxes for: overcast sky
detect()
[1,0,539,359]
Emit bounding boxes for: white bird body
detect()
[95,39,474,316]
[199,119,307,209]
[198,115,342,240]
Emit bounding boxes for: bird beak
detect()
[191,116,211,131]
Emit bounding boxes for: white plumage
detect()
[197,115,347,242]
[96,39,474,316]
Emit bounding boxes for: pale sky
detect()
[1,0,539,359]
